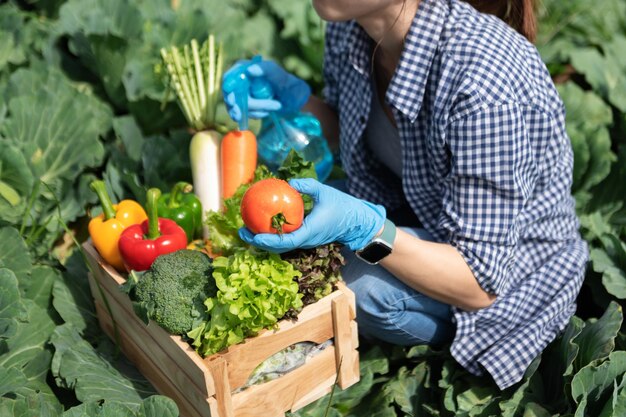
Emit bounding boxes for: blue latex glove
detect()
[239,178,386,253]
[223,59,311,122]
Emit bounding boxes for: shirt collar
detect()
[387,0,448,122]
[330,0,448,122]
[335,20,372,77]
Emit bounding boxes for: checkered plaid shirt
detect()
[323,0,588,389]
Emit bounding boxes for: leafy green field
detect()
[1,0,625,415]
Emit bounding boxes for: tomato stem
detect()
[271,213,291,235]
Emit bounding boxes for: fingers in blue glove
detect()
[249,97,282,112]
[287,178,323,201]
[239,227,307,254]
[224,88,282,123]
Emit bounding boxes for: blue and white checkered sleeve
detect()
[439,102,540,295]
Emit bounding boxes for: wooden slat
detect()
[351,321,359,350]
[84,242,216,398]
[209,290,343,390]
[290,374,336,412]
[231,347,338,417]
[94,301,210,417]
[336,281,356,319]
[332,295,360,389]
[91,280,212,417]
[210,359,234,417]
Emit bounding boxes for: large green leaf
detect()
[0,227,32,282]
[499,371,543,417]
[62,396,179,417]
[0,365,27,396]
[573,302,623,374]
[141,131,192,191]
[570,36,626,112]
[0,394,62,417]
[0,298,55,381]
[0,141,33,222]
[323,348,391,416]
[383,364,430,416]
[0,4,52,72]
[50,323,157,407]
[267,0,324,86]
[57,0,142,106]
[572,351,626,417]
[585,145,626,217]
[579,211,618,243]
[557,82,615,196]
[537,0,626,64]
[1,67,111,185]
[20,265,59,311]
[52,252,98,339]
[57,0,142,38]
[0,365,61,411]
[598,377,626,417]
[533,316,584,409]
[523,402,553,417]
[0,268,27,343]
[62,402,135,417]
[138,396,179,417]
[590,237,626,299]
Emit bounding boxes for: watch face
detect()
[358,241,392,264]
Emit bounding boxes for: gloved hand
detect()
[239,178,386,253]
[222,59,311,122]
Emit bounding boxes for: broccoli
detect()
[133,249,217,335]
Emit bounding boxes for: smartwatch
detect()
[355,219,396,265]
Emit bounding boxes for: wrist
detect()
[355,218,397,265]
[346,201,386,251]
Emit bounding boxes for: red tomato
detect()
[241,178,304,234]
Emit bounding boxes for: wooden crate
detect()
[83,242,360,417]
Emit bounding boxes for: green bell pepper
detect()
[156,182,203,243]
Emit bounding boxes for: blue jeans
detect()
[341,228,456,346]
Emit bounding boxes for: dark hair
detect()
[464,0,537,42]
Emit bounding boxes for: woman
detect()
[222,0,588,390]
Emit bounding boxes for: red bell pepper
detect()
[118,188,187,272]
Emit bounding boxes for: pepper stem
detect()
[146,188,162,240]
[169,181,193,207]
[90,180,117,221]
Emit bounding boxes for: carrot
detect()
[220,129,257,199]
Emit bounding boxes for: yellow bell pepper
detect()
[88,180,148,271]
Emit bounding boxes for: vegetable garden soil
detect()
[83,241,360,417]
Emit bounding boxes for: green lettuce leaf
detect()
[190,249,302,355]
